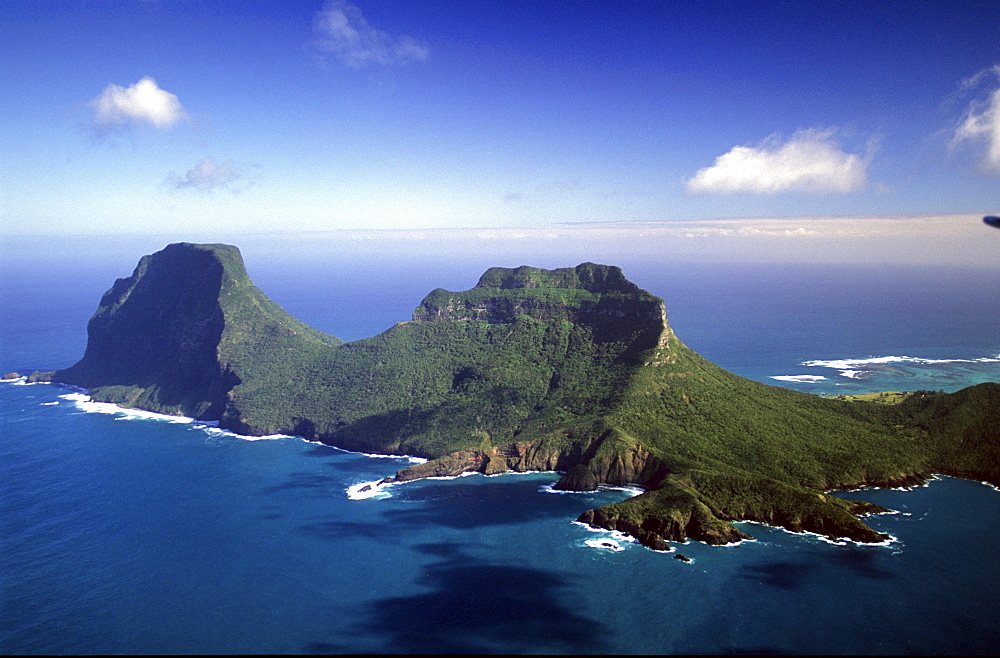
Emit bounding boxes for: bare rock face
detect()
[553,465,600,491]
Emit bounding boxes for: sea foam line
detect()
[35,387,436,497]
[830,473,940,494]
[59,392,200,424]
[802,354,1000,369]
[737,520,899,548]
[298,437,427,464]
[50,389,426,457]
[345,468,540,500]
[797,354,1000,379]
[571,521,646,550]
[771,375,827,383]
[540,482,645,497]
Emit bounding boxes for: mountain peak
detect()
[48,242,340,419]
[413,262,665,329]
[474,262,640,295]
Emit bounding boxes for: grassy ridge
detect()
[40,243,1000,549]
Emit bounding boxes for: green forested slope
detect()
[36,243,1000,549]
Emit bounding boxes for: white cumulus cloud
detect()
[686,129,868,194]
[313,0,428,68]
[89,77,188,130]
[951,64,1000,174]
[166,157,241,193]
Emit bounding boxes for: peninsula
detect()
[30,243,1000,550]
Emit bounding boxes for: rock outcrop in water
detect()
[34,243,1000,550]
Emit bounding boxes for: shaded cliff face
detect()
[412,263,673,346]
[39,242,1000,551]
[53,243,236,417]
[50,242,340,419]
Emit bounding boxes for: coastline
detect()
[7,377,997,554]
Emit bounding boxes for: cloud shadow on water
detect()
[833,547,896,581]
[738,560,816,590]
[307,542,609,654]
[380,479,593,530]
[261,471,343,495]
[295,478,600,544]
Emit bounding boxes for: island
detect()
[29,242,1000,550]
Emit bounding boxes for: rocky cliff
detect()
[36,243,340,419]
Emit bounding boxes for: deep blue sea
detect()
[2,237,999,654]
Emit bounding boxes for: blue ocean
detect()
[2,236,999,654]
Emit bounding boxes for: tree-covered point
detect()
[33,242,1000,550]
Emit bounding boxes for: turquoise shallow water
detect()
[2,247,998,654]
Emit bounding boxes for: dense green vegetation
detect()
[36,242,1000,549]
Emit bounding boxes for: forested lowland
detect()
[31,243,1000,550]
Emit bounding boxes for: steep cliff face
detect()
[50,243,234,418]
[44,242,341,419]
[38,243,1000,551]
[412,263,672,346]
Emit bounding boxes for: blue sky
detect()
[2,0,998,237]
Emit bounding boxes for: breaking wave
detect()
[771,375,827,383]
[794,353,1000,380]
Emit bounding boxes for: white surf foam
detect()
[346,480,393,500]
[801,354,1000,376]
[59,393,198,423]
[205,427,292,441]
[309,440,427,464]
[427,471,480,480]
[540,483,578,495]
[359,451,428,462]
[793,353,1000,380]
[584,538,626,552]
[571,521,655,553]
[540,483,645,497]
[739,520,898,547]
[771,375,827,383]
[39,389,436,490]
[804,355,1000,369]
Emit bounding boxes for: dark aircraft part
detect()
[984,215,1000,228]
